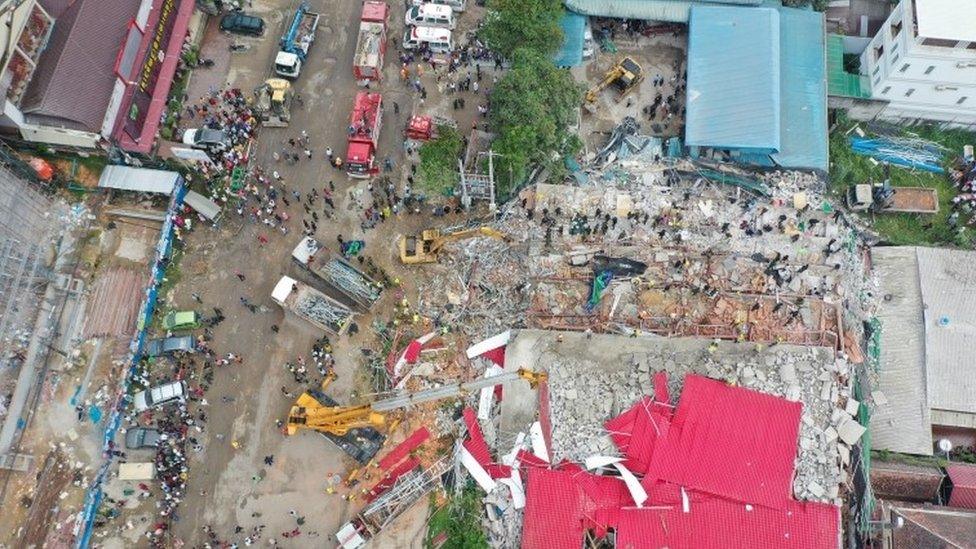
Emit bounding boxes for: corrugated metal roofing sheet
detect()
[915,247,976,417]
[771,7,828,171]
[565,0,762,23]
[376,426,430,471]
[97,165,180,194]
[948,464,976,510]
[870,247,933,456]
[685,6,781,152]
[648,375,802,509]
[554,11,586,68]
[184,191,222,221]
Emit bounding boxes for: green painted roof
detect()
[827,34,871,99]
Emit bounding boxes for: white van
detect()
[409,0,465,12]
[405,4,455,30]
[402,26,453,53]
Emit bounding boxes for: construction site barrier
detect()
[76,179,187,548]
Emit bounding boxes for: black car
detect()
[220,12,265,36]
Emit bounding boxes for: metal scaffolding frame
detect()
[0,162,58,369]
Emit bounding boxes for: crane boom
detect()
[287,368,545,436]
[374,370,525,411]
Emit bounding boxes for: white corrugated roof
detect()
[914,0,976,43]
[97,165,180,194]
[915,246,976,416]
[184,190,221,220]
[870,247,932,456]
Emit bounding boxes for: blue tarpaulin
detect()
[554,11,587,68]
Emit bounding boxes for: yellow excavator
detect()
[585,57,645,104]
[287,368,547,436]
[398,226,512,265]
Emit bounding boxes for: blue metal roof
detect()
[684,5,828,171]
[554,11,587,68]
[564,0,762,23]
[685,6,781,152]
[772,7,828,171]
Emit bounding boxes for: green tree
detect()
[417,126,464,196]
[489,48,582,194]
[481,0,564,60]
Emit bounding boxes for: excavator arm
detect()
[400,226,512,264]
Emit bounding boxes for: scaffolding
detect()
[359,455,451,533]
[0,161,59,369]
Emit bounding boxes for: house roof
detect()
[914,0,976,43]
[892,503,976,548]
[21,0,139,133]
[685,6,781,152]
[564,0,762,23]
[948,464,976,510]
[684,5,828,171]
[914,247,976,417]
[869,247,932,456]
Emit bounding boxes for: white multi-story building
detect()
[859,0,976,127]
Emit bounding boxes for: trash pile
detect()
[949,147,976,230]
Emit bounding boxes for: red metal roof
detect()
[522,373,836,549]
[364,456,420,503]
[113,0,196,152]
[647,375,802,509]
[376,426,429,471]
[461,407,511,479]
[614,499,839,549]
[948,464,976,510]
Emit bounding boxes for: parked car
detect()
[182,128,231,152]
[145,335,196,357]
[220,11,265,36]
[132,380,187,412]
[161,311,201,331]
[125,427,162,449]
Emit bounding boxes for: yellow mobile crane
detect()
[287,368,547,436]
[585,57,645,104]
[398,226,512,265]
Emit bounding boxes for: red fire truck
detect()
[353,1,389,82]
[345,91,383,178]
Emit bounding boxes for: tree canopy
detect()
[417,126,464,196]
[480,0,564,60]
[489,48,582,193]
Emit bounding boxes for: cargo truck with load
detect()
[271,276,354,335]
[292,237,382,310]
[275,2,320,79]
[353,1,389,83]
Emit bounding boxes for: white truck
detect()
[275,2,320,79]
[292,237,382,310]
[272,276,354,335]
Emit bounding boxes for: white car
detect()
[133,380,187,412]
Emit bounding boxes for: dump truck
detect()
[253,78,292,127]
[345,91,383,178]
[353,1,389,82]
[846,182,939,214]
[275,2,320,79]
[404,114,456,141]
[292,237,382,310]
[271,276,354,335]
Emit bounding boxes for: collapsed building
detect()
[401,155,878,547]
